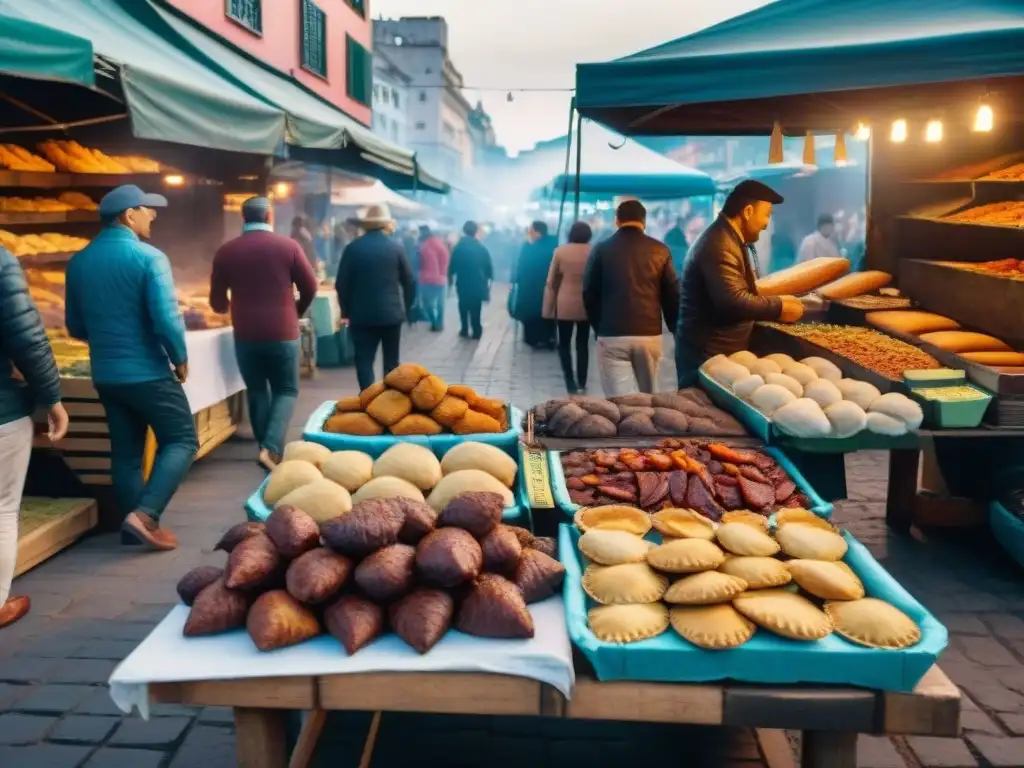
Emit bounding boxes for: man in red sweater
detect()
[417,225,450,332]
[210,197,318,471]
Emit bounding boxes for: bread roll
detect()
[816,271,892,300]
[959,351,1024,367]
[918,331,1012,353]
[756,257,850,297]
[866,311,960,336]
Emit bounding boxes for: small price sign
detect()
[521,448,555,509]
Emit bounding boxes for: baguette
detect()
[918,331,1012,353]
[756,257,850,297]
[816,271,892,300]
[866,311,960,336]
[958,351,1024,366]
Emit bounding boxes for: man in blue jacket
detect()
[65,185,197,551]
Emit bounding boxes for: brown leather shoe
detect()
[121,511,178,551]
[0,596,30,629]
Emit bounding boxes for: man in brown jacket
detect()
[675,180,804,387]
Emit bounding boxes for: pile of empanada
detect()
[262,440,519,524]
[575,505,921,651]
[177,490,563,655]
[325,363,509,436]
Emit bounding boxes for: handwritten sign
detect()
[522,448,555,509]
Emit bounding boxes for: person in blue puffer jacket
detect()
[64,185,197,552]
[0,246,68,630]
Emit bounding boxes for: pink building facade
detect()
[167,0,372,126]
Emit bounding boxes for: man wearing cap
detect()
[675,180,805,388]
[65,184,196,551]
[210,197,318,472]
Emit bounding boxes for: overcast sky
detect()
[372,0,770,154]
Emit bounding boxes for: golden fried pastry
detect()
[324,412,384,436]
[574,505,651,535]
[670,604,756,649]
[365,389,413,427]
[447,384,478,402]
[787,559,864,601]
[824,598,921,650]
[431,395,469,427]
[720,510,770,531]
[776,524,848,561]
[588,603,669,643]
[774,508,835,531]
[578,529,651,566]
[384,363,430,392]
[453,409,503,434]
[471,397,507,423]
[647,539,725,574]
[582,562,668,605]
[715,522,780,557]
[664,571,747,605]
[733,589,833,641]
[390,414,444,435]
[410,374,448,411]
[650,508,715,540]
[335,395,362,413]
[358,381,387,410]
[718,556,792,589]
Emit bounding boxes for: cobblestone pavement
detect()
[1,287,1022,767]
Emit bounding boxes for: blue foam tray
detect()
[548,446,833,520]
[302,400,524,459]
[559,524,947,692]
[989,501,1024,569]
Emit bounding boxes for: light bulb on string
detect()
[925,120,943,143]
[890,119,907,143]
[974,104,993,132]
[854,122,870,141]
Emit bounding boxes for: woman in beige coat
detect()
[543,221,592,393]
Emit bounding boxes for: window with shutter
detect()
[346,35,373,106]
[300,0,327,79]
[344,0,366,17]
[226,0,262,35]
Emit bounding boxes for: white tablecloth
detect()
[108,598,575,718]
[182,328,245,413]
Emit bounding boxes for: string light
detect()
[974,103,994,132]
[890,119,908,143]
[163,174,184,186]
[272,182,292,199]
[925,120,943,143]
[854,122,870,141]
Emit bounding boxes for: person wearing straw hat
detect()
[335,203,414,389]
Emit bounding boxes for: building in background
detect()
[373,16,500,185]
[372,49,410,148]
[166,0,374,126]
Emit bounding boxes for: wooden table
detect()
[149,663,960,768]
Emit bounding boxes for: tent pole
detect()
[555,97,576,242]
[572,110,583,225]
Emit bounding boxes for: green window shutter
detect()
[346,35,372,106]
[344,0,366,17]
[300,0,327,78]
[226,0,263,34]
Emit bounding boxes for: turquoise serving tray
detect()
[548,445,833,520]
[989,501,1024,569]
[302,400,524,459]
[559,525,947,692]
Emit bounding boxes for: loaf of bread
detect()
[756,257,850,297]
[958,351,1024,366]
[816,271,892,300]
[918,331,1012,353]
[866,311,960,336]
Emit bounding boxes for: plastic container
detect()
[548,444,833,520]
[909,383,993,429]
[903,368,966,387]
[559,524,947,691]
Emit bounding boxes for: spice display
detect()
[761,323,941,380]
[938,258,1024,281]
[981,163,1024,180]
[559,440,810,517]
[915,386,988,402]
[178,492,562,654]
[575,513,921,649]
[326,364,508,436]
[942,201,1024,227]
[528,389,746,438]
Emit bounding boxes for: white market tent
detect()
[331,179,425,217]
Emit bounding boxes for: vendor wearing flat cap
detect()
[675,179,804,387]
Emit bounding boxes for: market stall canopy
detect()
[0,13,95,87]
[575,0,1024,135]
[537,169,713,202]
[715,163,859,190]
[331,180,426,217]
[141,0,448,193]
[0,0,284,154]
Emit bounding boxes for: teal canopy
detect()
[0,0,285,155]
[538,171,714,202]
[576,0,1024,135]
[0,14,95,87]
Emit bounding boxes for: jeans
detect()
[596,335,663,396]
[235,339,300,457]
[420,284,446,330]
[351,324,402,390]
[557,320,590,391]
[0,417,33,604]
[96,375,198,523]
[458,295,483,338]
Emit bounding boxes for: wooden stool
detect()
[299,319,317,379]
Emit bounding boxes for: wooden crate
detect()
[15,497,98,576]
